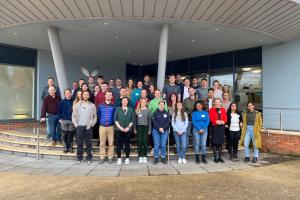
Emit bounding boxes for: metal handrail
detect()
[33,118,46,160]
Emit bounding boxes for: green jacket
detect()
[183,97,197,121]
[148,98,168,114]
[114,106,135,132]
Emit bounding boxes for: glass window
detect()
[235,66,262,112]
[0,64,35,120]
[210,68,234,100]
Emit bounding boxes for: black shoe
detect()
[161,158,167,164]
[153,158,159,165]
[244,157,250,162]
[202,155,208,164]
[195,154,200,164]
[218,158,225,163]
[214,158,219,163]
[63,149,68,154]
[252,157,258,163]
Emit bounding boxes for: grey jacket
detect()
[72,101,97,130]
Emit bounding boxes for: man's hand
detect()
[40,118,46,122]
[159,128,164,133]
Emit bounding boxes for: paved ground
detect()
[0,153,299,200]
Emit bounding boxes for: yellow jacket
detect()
[240,111,263,149]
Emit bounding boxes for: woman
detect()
[222,85,232,100]
[147,84,155,101]
[148,89,168,114]
[192,100,210,164]
[212,80,223,99]
[114,97,135,165]
[73,89,83,108]
[126,79,134,98]
[168,93,178,116]
[152,100,170,164]
[81,83,92,100]
[171,102,188,164]
[226,102,243,161]
[135,98,151,164]
[240,102,262,163]
[209,98,227,163]
[90,84,101,104]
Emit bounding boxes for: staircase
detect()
[0,128,243,160]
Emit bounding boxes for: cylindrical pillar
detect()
[157,24,169,91]
[47,26,68,97]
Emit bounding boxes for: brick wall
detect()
[261,130,300,156]
[0,120,42,131]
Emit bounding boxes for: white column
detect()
[157,24,169,91]
[47,26,68,97]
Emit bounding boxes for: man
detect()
[191,77,200,90]
[205,88,215,147]
[72,90,97,164]
[87,76,95,92]
[41,77,61,101]
[115,87,133,107]
[222,92,231,111]
[95,82,115,108]
[131,81,143,106]
[183,87,198,150]
[197,78,209,101]
[111,77,122,100]
[57,89,75,153]
[182,78,191,101]
[162,74,181,102]
[108,78,114,90]
[41,86,61,146]
[71,81,78,96]
[142,74,151,92]
[175,74,184,98]
[135,89,150,109]
[98,91,116,164]
[96,76,104,86]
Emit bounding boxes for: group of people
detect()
[40,74,262,165]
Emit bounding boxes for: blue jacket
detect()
[152,109,170,132]
[57,98,73,121]
[97,103,116,127]
[192,110,210,131]
[131,88,141,106]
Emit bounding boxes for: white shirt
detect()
[229,113,241,131]
[183,86,189,101]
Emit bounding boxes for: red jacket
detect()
[209,107,227,126]
[94,91,115,108]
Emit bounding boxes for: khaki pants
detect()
[99,126,114,159]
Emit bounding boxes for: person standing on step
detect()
[114,97,135,165]
[226,102,243,161]
[240,102,263,164]
[135,98,152,164]
[171,102,188,164]
[41,86,61,146]
[209,98,227,163]
[58,88,75,153]
[98,91,116,164]
[131,81,143,106]
[192,100,210,164]
[152,100,170,165]
[72,90,97,164]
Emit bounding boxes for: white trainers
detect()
[143,157,147,163]
[125,158,130,165]
[138,157,143,163]
[178,158,182,164]
[117,158,122,165]
[150,148,154,155]
[182,159,187,164]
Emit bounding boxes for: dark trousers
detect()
[213,144,223,159]
[62,130,74,151]
[206,123,212,147]
[136,125,149,157]
[228,130,241,157]
[76,126,92,161]
[116,130,131,158]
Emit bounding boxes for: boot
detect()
[218,145,224,163]
[228,146,233,161]
[213,146,218,163]
[202,155,208,164]
[195,154,200,164]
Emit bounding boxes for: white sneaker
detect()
[117,158,122,165]
[178,158,182,164]
[138,157,143,163]
[143,157,147,163]
[125,158,130,165]
[182,159,187,164]
[150,148,154,155]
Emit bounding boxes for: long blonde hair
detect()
[73,90,82,107]
[135,98,148,114]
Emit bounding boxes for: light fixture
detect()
[104,22,109,26]
[252,69,261,73]
[114,36,119,39]
[191,39,196,42]
[259,39,263,43]
[214,28,219,32]
[243,67,252,71]
[13,32,18,36]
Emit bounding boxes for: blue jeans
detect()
[173,132,187,159]
[47,114,59,141]
[152,129,168,159]
[186,121,192,149]
[244,125,259,158]
[193,128,208,155]
[46,116,51,137]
